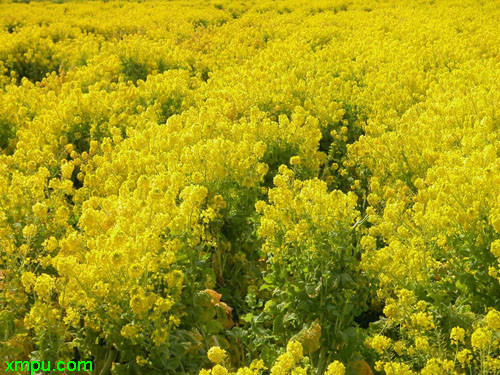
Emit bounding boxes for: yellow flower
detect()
[154,297,174,313]
[490,240,500,258]
[290,156,301,166]
[211,364,228,375]
[414,337,429,352]
[411,312,434,330]
[369,335,391,354]
[393,341,406,356]
[325,360,345,375]
[450,327,465,344]
[32,202,48,219]
[270,352,295,375]
[152,328,168,346]
[121,324,139,340]
[22,224,37,239]
[457,349,471,367]
[255,200,267,214]
[420,359,441,375]
[286,340,303,362]
[207,346,226,364]
[61,161,75,179]
[383,362,413,375]
[291,367,307,375]
[249,359,265,371]
[33,274,55,300]
[21,272,36,293]
[136,356,148,367]
[471,327,491,350]
[486,309,500,330]
[192,171,204,184]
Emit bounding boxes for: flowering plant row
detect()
[1,0,500,374]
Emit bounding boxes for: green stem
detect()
[96,348,116,375]
[316,346,327,375]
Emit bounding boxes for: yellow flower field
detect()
[1,0,499,374]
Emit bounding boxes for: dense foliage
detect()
[1,0,500,374]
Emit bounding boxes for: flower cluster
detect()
[200,341,348,375]
[1,0,499,374]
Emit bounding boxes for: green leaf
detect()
[241,313,254,323]
[205,320,223,334]
[259,283,274,291]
